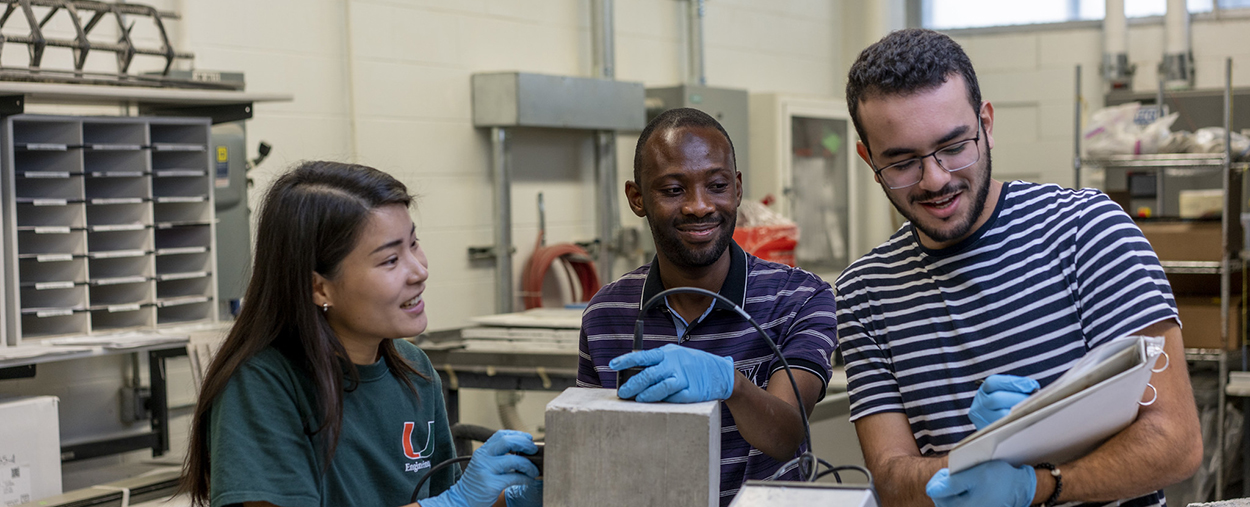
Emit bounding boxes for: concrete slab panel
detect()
[544,387,720,507]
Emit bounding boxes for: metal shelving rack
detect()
[0,80,290,469]
[1,115,219,345]
[1075,58,1244,499]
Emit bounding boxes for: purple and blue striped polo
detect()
[577,241,838,505]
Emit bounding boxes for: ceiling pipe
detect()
[590,0,618,279]
[1161,0,1193,89]
[1102,0,1134,89]
[687,0,705,86]
[591,0,614,79]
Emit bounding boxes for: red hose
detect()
[521,231,601,309]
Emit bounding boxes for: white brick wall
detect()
[49,0,1250,491]
[2,0,866,489]
[163,0,851,329]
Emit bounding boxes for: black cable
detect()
[767,453,817,482]
[815,466,871,482]
[815,459,872,484]
[813,460,881,507]
[815,459,835,479]
[633,286,816,481]
[451,423,499,443]
[816,468,842,483]
[409,456,472,504]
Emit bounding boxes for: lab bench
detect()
[0,338,188,463]
[415,329,855,460]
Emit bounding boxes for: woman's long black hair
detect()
[181,161,429,506]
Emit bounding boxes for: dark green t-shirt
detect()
[208,339,457,507]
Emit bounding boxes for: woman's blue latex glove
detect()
[926,461,1036,507]
[504,480,543,507]
[420,430,541,507]
[609,344,735,403]
[968,374,1039,430]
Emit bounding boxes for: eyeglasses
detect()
[868,117,982,190]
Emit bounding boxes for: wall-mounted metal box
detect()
[749,94,858,275]
[645,84,750,176]
[472,72,646,131]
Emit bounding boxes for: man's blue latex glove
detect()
[609,343,735,403]
[420,430,540,507]
[926,461,1036,507]
[504,480,542,507]
[968,374,1040,430]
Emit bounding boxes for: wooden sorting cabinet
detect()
[2,115,219,344]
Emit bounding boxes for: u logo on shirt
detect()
[402,421,435,459]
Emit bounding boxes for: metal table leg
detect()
[1243,398,1249,497]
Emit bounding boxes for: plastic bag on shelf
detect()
[1084,102,1179,157]
[1159,131,1197,153]
[1191,127,1250,159]
[738,200,792,227]
[734,200,799,266]
[1139,112,1178,154]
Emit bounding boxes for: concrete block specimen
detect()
[543,387,720,507]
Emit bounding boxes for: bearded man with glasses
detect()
[835,29,1201,507]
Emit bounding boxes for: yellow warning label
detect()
[216,146,228,163]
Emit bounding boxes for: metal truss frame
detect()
[0,0,196,85]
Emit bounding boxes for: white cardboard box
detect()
[0,396,61,505]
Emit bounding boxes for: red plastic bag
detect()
[733,224,799,266]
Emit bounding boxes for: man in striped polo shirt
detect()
[577,107,838,505]
[837,29,1201,507]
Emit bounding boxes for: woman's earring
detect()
[322,303,329,313]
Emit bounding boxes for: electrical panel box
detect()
[748,94,859,275]
[646,84,750,178]
[211,121,249,319]
[1,115,219,345]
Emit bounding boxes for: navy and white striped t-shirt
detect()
[578,242,838,506]
[835,181,1178,507]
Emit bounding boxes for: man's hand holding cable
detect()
[610,344,735,403]
[419,430,541,507]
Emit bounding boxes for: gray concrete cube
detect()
[543,387,721,507]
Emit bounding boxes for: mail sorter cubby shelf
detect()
[2,115,219,345]
[149,122,212,328]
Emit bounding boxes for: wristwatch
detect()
[1034,462,1062,507]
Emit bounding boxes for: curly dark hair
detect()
[846,28,981,150]
[633,107,736,186]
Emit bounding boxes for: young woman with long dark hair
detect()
[180,161,541,507]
